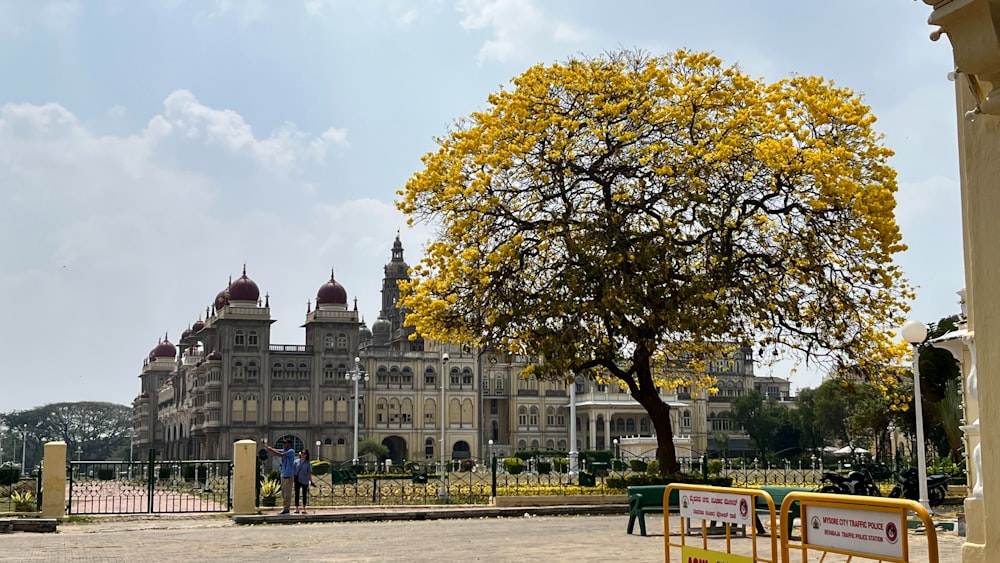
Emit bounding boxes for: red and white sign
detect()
[678,490,753,526]
[804,505,904,560]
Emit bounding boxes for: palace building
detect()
[132,235,790,465]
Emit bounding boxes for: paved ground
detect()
[0,508,965,562]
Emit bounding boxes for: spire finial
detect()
[353,297,358,311]
[265,293,270,307]
[242,263,247,276]
[307,300,312,313]
[330,267,335,280]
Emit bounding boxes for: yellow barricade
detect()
[663,484,779,563]
[779,491,937,563]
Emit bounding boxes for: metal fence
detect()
[68,458,232,515]
[0,476,39,513]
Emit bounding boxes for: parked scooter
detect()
[888,467,949,506]
[817,467,881,497]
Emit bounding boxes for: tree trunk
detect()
[633,383,678,475]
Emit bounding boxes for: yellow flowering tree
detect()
[397,49,911,474]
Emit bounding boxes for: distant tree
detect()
[1,402,131,466]
[397,48,912,474]
[732,390,784,456]
[712,432,730,458]
[358,438,389,460]
[791,387,821,453]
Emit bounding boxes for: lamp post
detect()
[902,319,931,512]
[346,357,368,466]
[439,352,450,501]
[76,446,83,461]
[316,440,321,461]
[568,376,578,482]
[613,438,619,464]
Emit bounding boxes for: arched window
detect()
[390,367,401,385]
[517,440,527,451]
[531,439,539,449]
[336,332,348,349]
[616,418,625,431]
[424,367,436,386]
[232,361,244,381]
[247,361,258,381]
[529,406,538,426]
[270,395,283,421]
[248,330,259,347]
[462,367,473,386]
[626,418,636,432]
[546,439,555,450]
[377,366,389,385]
[283,394,295,421]
[296,395,309,422]
[402,367,413,386]
[425,437,435,457]
[640,417,650,433]
[234,330,245,346]
[450,366,461,386]
[324,363,335,380]
[324,333,334,348]
[245,394,258,422]
[336,395,348,424]
[401,398,413,424]
[682,410,691,428]
[518,406,528,426]
[376,398,388,423]
[546,406,556,426]
[389,398,401,424]
[272,362,282,379]
[323,396,335,423]
[424,398,436,426]
[232,394,244,423]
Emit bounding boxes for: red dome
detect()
[192,319,205,332]
[151,337,176,359]
[181,328,192,340]
[316,269,348,305]
[214,287,230,311]
[229,266,260,302]
[206,350,222,361]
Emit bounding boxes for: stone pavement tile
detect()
[0,513,966,562]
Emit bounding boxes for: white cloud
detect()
[455,0,585,63]
[146,89,348,171]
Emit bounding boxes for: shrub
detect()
[629,459,648,473]
[605,472,734,489]
[11,490,35,512]
[158,466,172,479]
[97,468,116,481]
[504,457,525,475]
[0,466,21,486]
[646,460,660,475]
[311,460,330,476]
[182,465,208,481]
[460,458,476,472]
[267,469,280,482]
[611,459,627,471]
[707,459,723,476]
[403,461,421,473]
[553,458,569,473]
[536,461,552,475]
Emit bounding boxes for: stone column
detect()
[921,2,1000,560]
[588,416,597,450]
[40,441,66,519]
[231,439,257,515]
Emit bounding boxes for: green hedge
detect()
[97,468,116,481]
[311,460,330,476]
[605,472,734,489]
[504,457,525,475]
[0,466,20,486]
[182,465,207,481]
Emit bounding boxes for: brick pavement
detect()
[0,511,965,562]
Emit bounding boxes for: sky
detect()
[0,1,964,413]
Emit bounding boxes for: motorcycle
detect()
[888,467,949,506]
[817,467,881,497]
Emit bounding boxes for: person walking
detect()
[294,449,315,514]
[264,438,296,515]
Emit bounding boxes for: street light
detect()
[316,440,321,461]
[76,446,83,461]
[345,357,368,466]
[902,319,931,512]
[439,352,450,501]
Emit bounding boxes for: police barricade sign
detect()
[664,484,778,563]
[780,491,938,563]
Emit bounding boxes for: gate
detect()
[68,450,231,515]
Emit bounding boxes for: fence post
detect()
[40,441,66,519]
[147,449,156,513]
[491,454,497,501]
